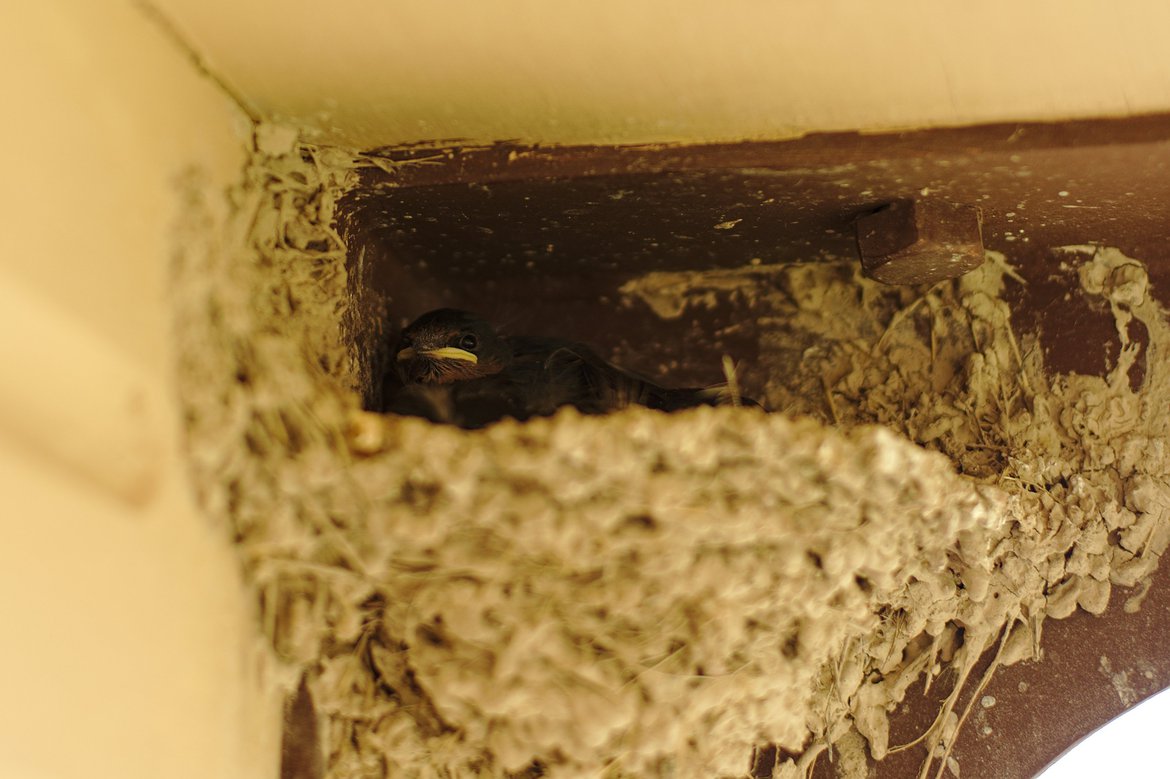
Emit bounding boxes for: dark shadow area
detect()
[335,116,1170,412]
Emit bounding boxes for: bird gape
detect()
[383,308,759,428]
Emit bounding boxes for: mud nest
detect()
[172,139,1170,779]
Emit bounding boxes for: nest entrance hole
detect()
[334,153,879,413]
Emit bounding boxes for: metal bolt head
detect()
[855,199,985,285]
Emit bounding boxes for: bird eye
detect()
[458,333,478,352]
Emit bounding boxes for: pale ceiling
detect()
[155,0,1170,149]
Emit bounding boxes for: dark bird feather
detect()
[383,308,759,428]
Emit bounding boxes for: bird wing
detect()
[508,336,700,412]
[383,333,760,428]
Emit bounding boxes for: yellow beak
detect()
[396,346,478,364]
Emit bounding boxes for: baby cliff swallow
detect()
[384,308,757,428]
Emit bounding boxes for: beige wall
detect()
[158,0,1170,150]
[0,3,278,779]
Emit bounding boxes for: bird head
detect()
[393,308,510,385]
